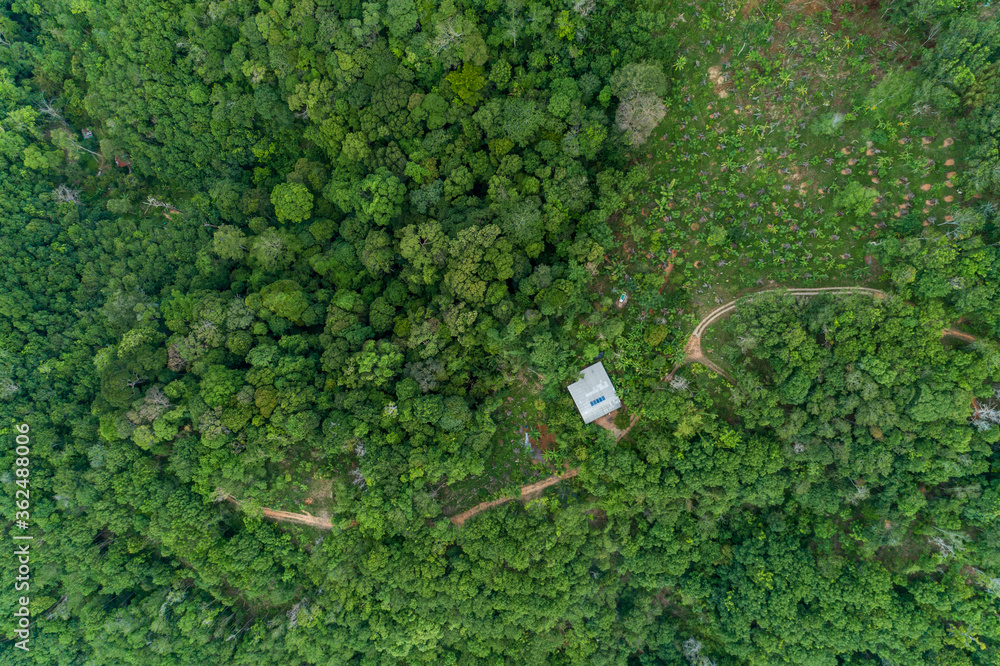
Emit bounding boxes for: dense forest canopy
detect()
[1,0,999,663]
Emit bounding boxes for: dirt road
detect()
[447,410,640,526]
[220,492,342,529]
[669,287,977,381]
[668,287,888,381]
[221,287,979,532]
[941,328,976,343]
[448,467,581,526]
[220,466,585,531]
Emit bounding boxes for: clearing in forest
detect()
[437,379,552,518]
[628,0,966,319]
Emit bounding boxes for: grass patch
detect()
[623,0,969,317]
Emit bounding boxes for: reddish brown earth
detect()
[220,492,344,530]
[229,296,978,532]
[658,249,679,295]
[449,467,581,527]
[592,408,640,441]
[941,328,976,343]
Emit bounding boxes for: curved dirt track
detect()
[692,287,887,340]
[670,287,979,381]
[223,288,979,532]
[668,287,888,381]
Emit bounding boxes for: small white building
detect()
[567,361,621,424]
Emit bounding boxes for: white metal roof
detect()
[567,361,621,424]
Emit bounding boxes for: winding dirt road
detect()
[223,288,981,531]
[668,287,887,381]
[669,286,977,381]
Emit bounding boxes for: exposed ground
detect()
[222,401,643,530]
[592,408,641,441]
[448,467,581,526]
[669,286,977,383]
[219,492,341,530]
[941,328,976,344]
